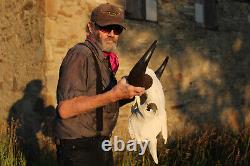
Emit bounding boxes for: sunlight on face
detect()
[97,30,119,52]
[90,23,120,52]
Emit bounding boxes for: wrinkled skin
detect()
[128,68,168,164]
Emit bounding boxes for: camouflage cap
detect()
[91,3,125,29]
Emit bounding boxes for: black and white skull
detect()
[127,41,169,164]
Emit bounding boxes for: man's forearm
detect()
[58,90,115,119]
[58,78,145,119]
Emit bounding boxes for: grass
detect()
[1,121,250,166]
[0,121,56,166]
[113,128,250,166]
[0,122,26,166]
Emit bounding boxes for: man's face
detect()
[92,23,123,52]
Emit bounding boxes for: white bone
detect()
[128,68,168,164]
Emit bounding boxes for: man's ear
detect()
[87,22,94,34]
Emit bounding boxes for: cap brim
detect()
[96,21,126,29]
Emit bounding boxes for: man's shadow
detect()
[7,79,56,165]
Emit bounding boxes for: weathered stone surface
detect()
[1,0,250,137]
[0,0,45,122]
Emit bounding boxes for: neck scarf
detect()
[103,51,119,73]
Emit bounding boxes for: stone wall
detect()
[1,0,250,136]
[0,0,45,121]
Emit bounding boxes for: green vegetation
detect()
[0,122,56,166]
[0,123,26,166]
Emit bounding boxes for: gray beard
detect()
[95,35,117,52]
[90,33,118,52]
[100,41,117,52]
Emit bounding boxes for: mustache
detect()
[101,38,118,52]
[105,37,117,42]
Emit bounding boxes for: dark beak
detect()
[127,40,157,89]
[155,56,169,79]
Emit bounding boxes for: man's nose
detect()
[108,30,115,37]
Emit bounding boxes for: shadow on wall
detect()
[168,30,250,133]
[7,79,57,165]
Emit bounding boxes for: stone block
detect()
[45,0,59,18]
[45,71,58,93]
[56,39,67,48]
[45,18,58,39]
[22,0,33,11]
[45,39,54,62]
[110,0,124,6]
[57,9,73,18]
[12,76,18,91]
[42,92,56,106]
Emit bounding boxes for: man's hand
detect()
[58,78,145,119]
[110,78,145,102]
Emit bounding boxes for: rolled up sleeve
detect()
[56,46,89,102]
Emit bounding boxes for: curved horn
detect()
[127,40,157,88]
[155,56,169,79]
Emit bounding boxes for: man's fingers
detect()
[116,78,145,99]
[127,86,145,97]
[134,87,145,94]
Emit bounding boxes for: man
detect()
[55,3,145,166]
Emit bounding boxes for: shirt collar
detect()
[85,36,106,62]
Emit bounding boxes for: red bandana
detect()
[103,51,119,73]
